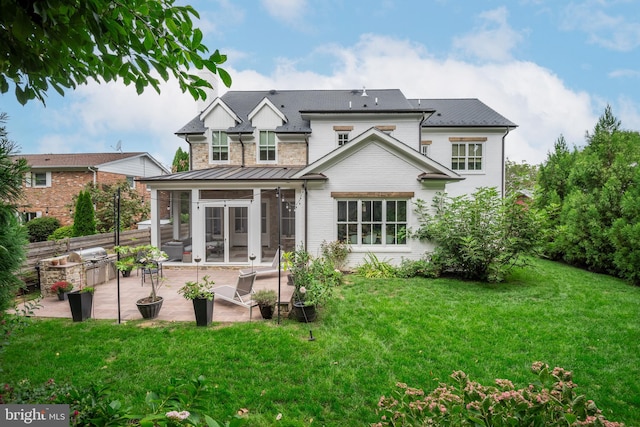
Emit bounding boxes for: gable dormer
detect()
[248,97,287,129]
[200,98,241,130]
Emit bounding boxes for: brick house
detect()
[14,152,169,226]
[139,88,516,268]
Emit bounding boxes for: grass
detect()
[2,258,639,426]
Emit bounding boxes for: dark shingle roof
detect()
[409,98,517,127]
[12,152,146,168]
[176,89,433,135]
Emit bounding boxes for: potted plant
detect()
[253,289,277,319]
[133,245,167,319]
[67,286,94,322]
[114,245,137,277]
[178,275,215,326]
[51,280,74,301]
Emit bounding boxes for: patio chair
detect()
[212,271,258,320]
[239,248,281,278]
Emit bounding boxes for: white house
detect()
[139,89,516,267]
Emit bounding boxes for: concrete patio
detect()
[18,266,293,323]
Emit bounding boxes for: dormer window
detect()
[259,131,276,162]
[211,130,229,162]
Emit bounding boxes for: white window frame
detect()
[27,171,51,188]
[258,130,277,163]
[451,142,484,172]
[211,130,229,163]
[337,131,350,146]
[336,199,408,246]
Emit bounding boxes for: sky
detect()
[1,0,639,170]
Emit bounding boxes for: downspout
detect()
[238,133,245,167]
[304,134,309,165]
[185,135,193,170]
[87,166,97,186]
[303,180,308,249]
[501,127,510,199]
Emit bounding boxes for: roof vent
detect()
[361,87,368,97]
[269,89,276,94]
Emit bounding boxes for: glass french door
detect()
[204,203,250,264]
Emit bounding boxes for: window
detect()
[451,141,483,171]
[420,140,431,157]
[211,130,229,162]
[126,176,135,189]
[26,171,51,188]
[337,132,350,146]
[234,207,247,233]
[337,200,407,245]
[259,131,276,162]
[281,200,295,236]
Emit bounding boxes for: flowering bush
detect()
[374,362,623,426]
[285,246,343,307]
[51,281,73,294]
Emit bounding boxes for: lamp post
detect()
[194,256,201,282]
[249,253,256,273]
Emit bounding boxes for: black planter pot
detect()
[67,291,93,322]
[258,304,274,320]
[192,298,214,326]
[293,301,317,322]
[136,296,164,319]
[57,292,68,301]
[121,269,132,278]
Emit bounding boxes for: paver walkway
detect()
[17,266,293,323]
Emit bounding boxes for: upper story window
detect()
[259,131,276,162]
[25,171,51,188]
[211,130,229,162]
[449,137,487,171]
[420,140,431,157]
[337,132,350,146]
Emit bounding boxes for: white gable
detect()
[200,98,240,129]
[248,97,287,128]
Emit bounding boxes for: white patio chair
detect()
[212,272,258,320]
[239,248,281,278]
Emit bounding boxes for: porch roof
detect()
[138,166,327,182]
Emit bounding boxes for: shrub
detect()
[24,216,60,242]
[413,187,543,282]
[320,239,351,271]
[395,258,439,278]
[374,362,623,427]
[48,225,73,240]
[354,253,397,278]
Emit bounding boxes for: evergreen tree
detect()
[72,190,97,236]
[172,147,190,172]
[0,112,29,311]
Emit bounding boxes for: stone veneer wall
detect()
[40,258,84,296]
[191,141,307,169]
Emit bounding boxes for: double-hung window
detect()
[211,130,229,162]
[337,199,407,245]
[259,130,276,162]
[25,171,51,188]
[450,138,485,171]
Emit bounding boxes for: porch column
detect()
[171,191,180,240]
[251,188,262,263]
[150,188,159,247]
[191,188,202,263]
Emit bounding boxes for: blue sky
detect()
[1,0,639,168]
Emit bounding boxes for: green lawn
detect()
[2,258,639,426]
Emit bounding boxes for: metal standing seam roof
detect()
[176,89,433,135]
[138,166,323,182]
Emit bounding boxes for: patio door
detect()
[204,203,250,264]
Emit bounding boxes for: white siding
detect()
[100,156,166,177]
[307,117,421,163]
[423,128,504,197]
[204,105,238,129]
[306,141,441,268]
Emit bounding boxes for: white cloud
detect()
[260,0,307,28]
[562,1,640,51]
[228,34,597,164]
[608,69,640,79]
[452,7,525,63]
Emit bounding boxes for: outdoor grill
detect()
[68,247,117,287]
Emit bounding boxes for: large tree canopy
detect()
[0,0,231,104]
